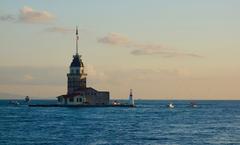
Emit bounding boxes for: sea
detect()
[0,100,239,145]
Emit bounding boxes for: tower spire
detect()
[76,26,79,55]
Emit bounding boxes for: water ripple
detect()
[0,100,239,145]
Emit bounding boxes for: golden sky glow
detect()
[0,0,240,100]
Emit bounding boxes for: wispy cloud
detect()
[0,66,66,85]
[44,26,74,33]
[23,74,34,81]
[98,33,131,45]
[98,32,202,58]
[19,6,55,23]
[87,67,194,88]
[0,6,55,24]
[131,49,202,58]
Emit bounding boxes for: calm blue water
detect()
[0,100,239,145]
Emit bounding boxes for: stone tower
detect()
[67,27,87,94]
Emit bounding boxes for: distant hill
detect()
[0,92,24,99]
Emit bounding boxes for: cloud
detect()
[131,49,202,58]
[45,27,74,33]
[0,66,66,85]
[0,14,15,22]
[1,6,55,24]
[23,74,34,81]
[98,33,131,45]
[87,64,108,85]
[19,6,55,23]
[87,66,193,88]
[98,32,202,58]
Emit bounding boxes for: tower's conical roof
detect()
[70,55,84,67]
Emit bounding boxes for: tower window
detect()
[76,98,82,102]
[69,98,74,102]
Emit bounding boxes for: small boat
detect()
[112,100,121,105]
[167,102,175,108]
[190,102,197,108]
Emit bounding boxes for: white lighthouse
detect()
[129,89,134,105]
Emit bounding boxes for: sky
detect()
[0,0,240,100]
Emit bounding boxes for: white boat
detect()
[190,102,197,108]
[112,100,121,105]
[167,102,175,108]
[192,104,197,108]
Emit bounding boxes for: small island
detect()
[29,27,135,108]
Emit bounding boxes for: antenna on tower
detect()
[76,26,79,55]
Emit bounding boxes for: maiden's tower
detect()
[57,27,109,105]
